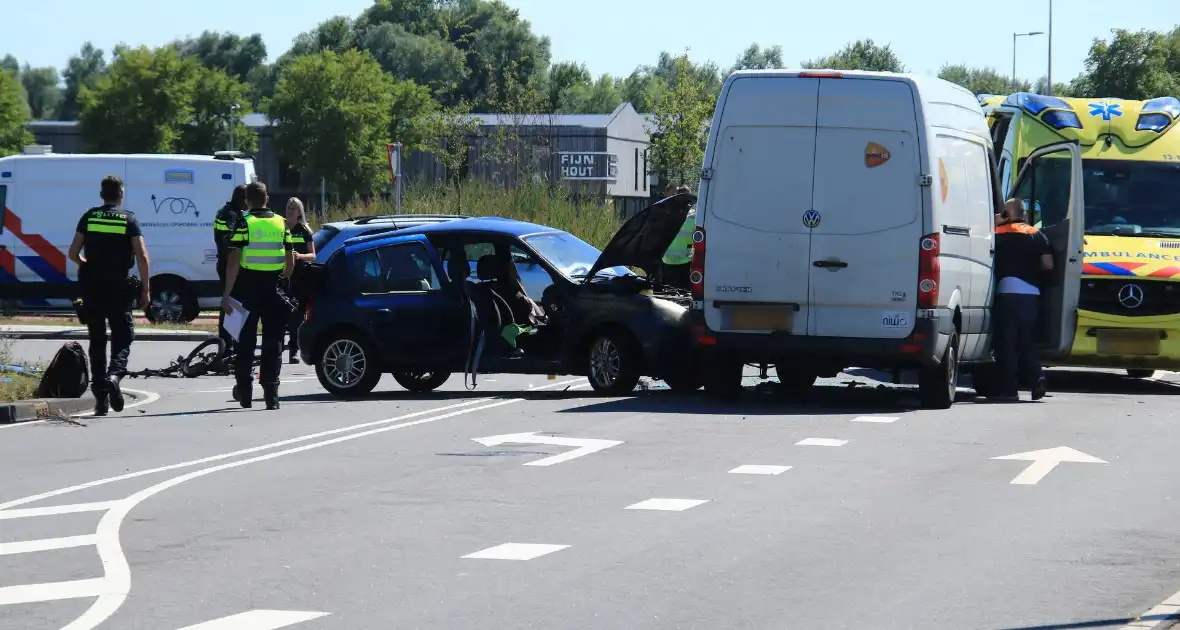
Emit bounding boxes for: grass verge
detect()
[0,334,40,403]
[325,181,623,250]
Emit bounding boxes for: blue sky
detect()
[5,0,1177,85]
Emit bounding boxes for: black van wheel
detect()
[703,359,743,400]
[586,331,641,395]
[392,371,451,393]
[1126,369,1155,379]
[919,332,959,409]
[315,332,381,398]
[145,278,199,324]
[775,363,818,395]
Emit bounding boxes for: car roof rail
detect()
[353,213,466,225]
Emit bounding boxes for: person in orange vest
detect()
[992,197,1053,402]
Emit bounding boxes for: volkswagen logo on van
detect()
[802,210,822,228]
[1118,283,1145,309]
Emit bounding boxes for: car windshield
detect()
[521,231,632,280]
[312,226,339,252]
[1024,158,1180,237]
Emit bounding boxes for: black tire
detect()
[392,371,451,393]
[315,332,382,398]
[775,363,818,395]
[586,330,642,395]
[181,337,226,378]
[919,332,960,409]
[703,359,744,400]
[145,278,199,324]
[1126,369,1155,379]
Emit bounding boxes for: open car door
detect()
[1009,140,1085,360]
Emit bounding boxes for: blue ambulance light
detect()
[1142,96,1180,118]
[1042,110,1082,130]
[1003,92,1072,115]
[1136,113,1172,132]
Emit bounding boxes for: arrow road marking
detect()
[472,431,623,466]
[175,610,329,629]
[992,446,1108,485]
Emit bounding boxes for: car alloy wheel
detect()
[150,289,184,322]
[589,337,621,389]
[323,338,367,388]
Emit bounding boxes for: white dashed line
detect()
[0,535,98,556]
[175,609,330,629]
[795,438,849,447]
[462,543,569,560]
[728,465,792,475]
[851,416,900,423]
[624,498,710,511]
[1120,586,1180,628]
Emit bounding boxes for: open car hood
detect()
[584,192,697,281]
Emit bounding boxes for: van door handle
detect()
[813,260,848,269]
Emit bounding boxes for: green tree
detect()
[425,100,480,205]
[730,43,785,72]
[267,50,394,200]
[545,61,592,111]
[648,54,715,188]
[1079,28,1178,99]
[181,64,257,155]
[389,78,440,152]
[558,74,622,114]
[0,67,32,156]
[440,0,552,110]
[938,64,1029,95]
[285,16,359,57]
[1032,76,1079,97]
[805,39,905,72]
[357,22,467,100]
[20,64,63,120]
[618,70,666,113]
[78,46,198,152]
[173,31,268,80]
[60,42,107,120]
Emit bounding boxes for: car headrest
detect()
[446,249,468,284]
[476,254,501,281]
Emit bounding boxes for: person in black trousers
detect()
[67,176,152,415]
[992,198,1054,402]
[214,185,248,356]
[282,198,316,363]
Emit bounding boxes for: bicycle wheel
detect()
[182,337,227,378]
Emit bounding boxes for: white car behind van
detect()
[0,150,257,322]
[687,70,1086,408]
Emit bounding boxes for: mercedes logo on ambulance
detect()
[1117,283,1145,309]
[802,210,822,228]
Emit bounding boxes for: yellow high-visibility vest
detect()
[232,214,290,272]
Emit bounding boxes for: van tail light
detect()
[918,234,940,308]
[689,227,706,301]
[798,71,844,78]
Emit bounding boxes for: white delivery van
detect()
[0,149,257,322]
[687,70,1085,408]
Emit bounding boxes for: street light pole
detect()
[1012,31,1045,90]
[1047,0,1054,95]
[229,103,241,151]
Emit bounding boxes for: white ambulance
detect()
[0,148,258,322]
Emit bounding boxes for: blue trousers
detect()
[993,293,1043,395]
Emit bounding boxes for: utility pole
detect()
[1047,0,1054,95]
[228,103,241,151]
[1013,31,1045,90]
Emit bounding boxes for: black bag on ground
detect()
[37,341,90,399]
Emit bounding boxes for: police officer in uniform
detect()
[659,184,695,290]
[214,185,248,355]
[282,198,316,363]
[67,175,152,416]
[221,181,294,410]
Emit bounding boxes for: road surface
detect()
[2,340,1180,630]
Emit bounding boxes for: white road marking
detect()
[0,534,97,556]
[175,609,329,629]
[624,498,710,511]
[471,431,622,466]
[462,543,569,560]
[728,465,792,475]
[0,578,107,606]
[1121,587,1180,628]
[795,438,849,447]
[0,501,117,520]
[991,446,1108,485]
[0,387,159,429]
[0,378,586,630]
[851,415,900,423]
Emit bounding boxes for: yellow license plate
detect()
[727,306,795,331]
[1096,330,1161,355]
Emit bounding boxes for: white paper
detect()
[222,298,249,342]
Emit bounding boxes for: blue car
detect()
[296,193,700,397]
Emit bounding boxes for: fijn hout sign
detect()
[556,152,618,181]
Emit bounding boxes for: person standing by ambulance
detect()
[221,181,294,410]
[283,197,316,363]
[659,184,695,290]
[214,185,247,355]
[67,175,151,416]
[992,197,1053,402]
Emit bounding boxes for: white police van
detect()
[0,147,257,322]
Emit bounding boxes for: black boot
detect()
[92,385,109,417]
[263,385,280,411]
[106,375,124,412]
[235,382,253,408]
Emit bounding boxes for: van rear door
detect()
[808,77,922,338]
[1008,141,1085,359]
[701,76,819,335]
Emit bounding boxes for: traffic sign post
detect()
[386,142,403,213]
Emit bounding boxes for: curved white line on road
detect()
[0,387,161,430]
[59,379,589,630]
